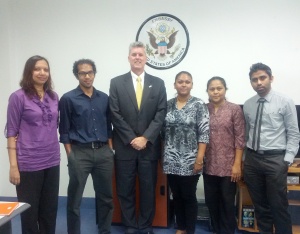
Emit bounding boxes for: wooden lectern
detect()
[112,161,169,227]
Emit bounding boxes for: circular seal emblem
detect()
[136,13,190,70]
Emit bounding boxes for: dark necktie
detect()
[252,98,266,151]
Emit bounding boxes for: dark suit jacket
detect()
[109,72,167,160]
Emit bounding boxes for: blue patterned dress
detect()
[162,96,210,176]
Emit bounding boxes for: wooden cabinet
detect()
[112,162,169,227]
[237,181,259,232]
[237,161,300,234]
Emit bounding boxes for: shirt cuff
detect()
[59,134,71,144]
[284,152,295,164]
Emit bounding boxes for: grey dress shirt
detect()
[244,89,300,163]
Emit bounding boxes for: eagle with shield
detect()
[147,30,178,57]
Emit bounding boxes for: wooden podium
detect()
[112,161,169,227]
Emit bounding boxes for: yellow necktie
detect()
[136,77,143,109]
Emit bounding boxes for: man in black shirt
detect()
[59,59,114,234]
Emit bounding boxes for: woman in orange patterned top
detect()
[203,76,245,234]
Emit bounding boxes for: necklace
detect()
[36,89,45,100]
[177,95,190,103]
[38,91,44,97]
[176,95,190,110]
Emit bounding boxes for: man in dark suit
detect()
[109,41,167,234]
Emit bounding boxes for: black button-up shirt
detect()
[59,86,112,144]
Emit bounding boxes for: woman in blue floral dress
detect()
[162,71,209,234]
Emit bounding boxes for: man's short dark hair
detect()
[72,59,97,78]
[249,63,272,79]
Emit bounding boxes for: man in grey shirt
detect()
[243,63,300,234]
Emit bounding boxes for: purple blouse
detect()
[6,89,60,171]
[204,101,245,177]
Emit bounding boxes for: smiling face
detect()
[128,46,147,75]
[77,63,95,91]
[250,70,273,97]
[174,73,193,97]
[32,60,49,87]
[207,79,226,105]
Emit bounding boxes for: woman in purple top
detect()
[6,55,60,234]
[203,77,245,234]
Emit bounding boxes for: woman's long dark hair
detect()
[20,55,55,99]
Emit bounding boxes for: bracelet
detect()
[195,161,203,165]
[7,147,16,150]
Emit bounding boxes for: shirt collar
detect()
[255,89,273,103]
[207,100,228,111]
[131,71,145,82]
[75,85,97,97]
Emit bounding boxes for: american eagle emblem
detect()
[147,30,178,57]
[136,13,189,69]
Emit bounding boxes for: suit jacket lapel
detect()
[123,73,139,111]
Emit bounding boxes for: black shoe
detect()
[140,232,154,234]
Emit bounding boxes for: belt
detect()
[247,148,285,155]
[72,141,107,149]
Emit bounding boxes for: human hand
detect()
[9,166,20,185]
[131,136,147,150]
[193,161,203,174]
[231,164,241,182]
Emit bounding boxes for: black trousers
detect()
[203,173,237,234]
[67,145,114,234]
[244,150,292,234]
[16,165,60,234]
[115,158,157,234]
[168,174,200,234]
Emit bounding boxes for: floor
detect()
[4,197,247,234]
[10,212,246,234]
[10,209,214,233]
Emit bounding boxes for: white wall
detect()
[1,0,300,198]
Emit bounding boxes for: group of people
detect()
[5,41,300,234]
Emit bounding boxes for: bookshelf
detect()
[237,162,300,233]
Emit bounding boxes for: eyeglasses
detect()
[78,71,95,78]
